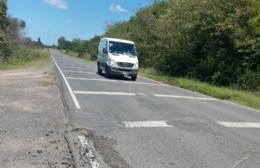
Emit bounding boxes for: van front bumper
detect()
[108,66,138,76]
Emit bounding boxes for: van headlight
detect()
[108,58,117,67]
[133,62,139,69]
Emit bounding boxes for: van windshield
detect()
[109,41,137,56]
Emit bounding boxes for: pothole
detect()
[66,128,131,168]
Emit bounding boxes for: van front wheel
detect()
[131,75,137,81]
[97,63,102,75]
[105,65,111,78]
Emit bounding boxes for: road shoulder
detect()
[0,66,73,167]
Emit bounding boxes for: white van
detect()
[97,37,139,81]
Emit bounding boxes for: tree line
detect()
[58,0,259,90]
[0,0,45,65]
[57,35,100,60]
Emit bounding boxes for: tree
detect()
[6,16,26,45]
[71,38,86,57]
[1,0,46,65]
[85,35,101,60]
[0,0,9,61]
[0,0,7,28]
[57,36,71,50]
[37,37,43,46]
[104,0,259,90]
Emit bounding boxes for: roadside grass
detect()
[60,50,78,57]
[0,48,57,87]
[139,69,260,110]
[0,48,51,70]
[38,72,57,87]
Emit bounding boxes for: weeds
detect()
[140,69,260,110]
[0,48,50,70]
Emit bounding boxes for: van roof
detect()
[101,37,135,44]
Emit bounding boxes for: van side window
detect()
[99,40,107,56]
[102,41,107,54]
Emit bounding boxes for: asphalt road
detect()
[51,49,260,168]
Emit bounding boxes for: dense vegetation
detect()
[0,0,45,68]
[57,35,101,60]
[59,0,259,91]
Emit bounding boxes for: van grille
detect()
[117,62,134,68]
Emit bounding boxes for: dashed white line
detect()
[123,121,173,128]
[51,53,81,109]
[231,154,251,168]
[68,77,171,87]
[122,81,170,87]
[63,70,96,74]
[59,66,91,70]
[154,94,217,101]
[74,91,136,96]
[59,64,79,67]
[218,122,260,128]
[78,135,100,168]
[67,77,117,82]
[135,93,147,96]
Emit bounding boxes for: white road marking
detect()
[123,121,173,128]
[67,77,117,82]
[59,64,79,67]
[51,53,81,109]
[63,70,96,74]
[218,122,260,128]
[60,63,92,67]
[154,94,217,101]
[59,66,91,70]
[231,154,251,168]
[78,135,100,168]
[74,91,136,96]
[135,93,147,96]
[122,81,170,87]
[67,77,170,87]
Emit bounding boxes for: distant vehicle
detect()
[97,37,139,81]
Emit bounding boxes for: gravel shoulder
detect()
[0,65,73,167]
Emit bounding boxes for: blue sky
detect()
[7,0,151,45]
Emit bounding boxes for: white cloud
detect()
[65,19,72,23]
[110,4,128,13]
[43,0,68,10]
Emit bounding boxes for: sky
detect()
[7,0,151,46]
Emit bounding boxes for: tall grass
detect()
[0,48,50,70]
[140,69,260,110]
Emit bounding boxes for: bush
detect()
[15,47,31,62]
[238,69,260,91]
[105,0,260,91]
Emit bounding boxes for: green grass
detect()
[139,69,260,110]
[0,48,51,70]
[38,72,57,87]
[38,80,57,87]
[60,50,78,57]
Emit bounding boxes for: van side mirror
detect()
[103,48,108,55]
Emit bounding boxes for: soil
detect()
[0,66,73,168]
